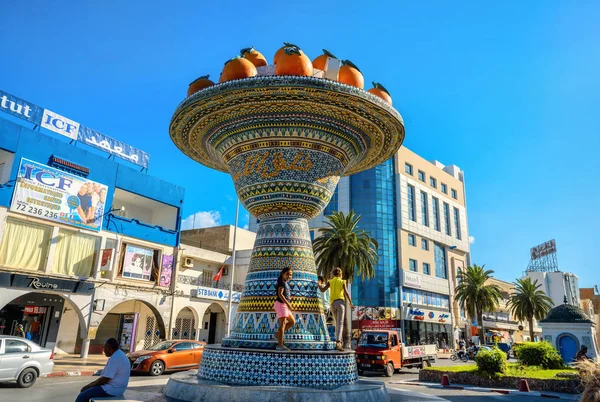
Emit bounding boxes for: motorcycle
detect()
[450,350,469,362]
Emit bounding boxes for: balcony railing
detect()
[482,316,519,325]
[178,274,244,292]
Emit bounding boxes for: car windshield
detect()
[359,333,389,348]
[148,341,176,350]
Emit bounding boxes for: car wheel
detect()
[422,359,431,368]
[17,368,37,388]
[149,360,165,376]
[384,362,394,377]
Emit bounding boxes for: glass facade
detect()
[403,288,450,308]
[407,185,416,221]
[443,202,451,236]
[324,185,339,217]
[434,242,447,279]
[350,159,398,309]
[453,207,461,240]
[420,191,429,227]
[432,197,441,231]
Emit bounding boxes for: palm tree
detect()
[508,277,554,342]
[455,264,502,345]
[313,210,379,348]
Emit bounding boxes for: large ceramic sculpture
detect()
[168,50,404,392]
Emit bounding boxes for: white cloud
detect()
[469,236,476,244]
[181,210,221,230]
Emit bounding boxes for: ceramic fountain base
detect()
[163,371,389,402]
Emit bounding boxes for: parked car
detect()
[128,340,205,376]
[487,342,512,358]
[0,335,54,388]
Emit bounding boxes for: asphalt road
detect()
[0,358,577,402]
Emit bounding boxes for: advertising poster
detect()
[159,254,174,287]
[122,245,153,281]
[353,306,400,330]
[10,158,108,231]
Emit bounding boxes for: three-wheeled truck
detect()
[355,330,437,377]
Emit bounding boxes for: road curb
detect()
[390,381,579,400]
[46,370,97,377]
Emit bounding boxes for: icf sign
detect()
[41,109,80,140]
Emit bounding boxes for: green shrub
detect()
[475,346,507,377]
[515,341,565,369]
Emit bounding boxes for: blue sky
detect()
[1,1,598,286]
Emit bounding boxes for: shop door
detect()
[208,313,217,344]
[119,314,138,353]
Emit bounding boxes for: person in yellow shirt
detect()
[318,267,353,351]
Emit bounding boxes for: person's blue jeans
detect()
[75,385,110,402]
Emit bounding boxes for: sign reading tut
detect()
[10,158,108,231]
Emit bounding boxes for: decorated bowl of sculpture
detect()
[170,75,405,219]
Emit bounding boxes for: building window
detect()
[443,202,451,236]
[405,163,413,175]
[422,239,429,250]
[52,230,100,277]
[451,189,458,199]
[432,197,441,231]
[418,170,426,182]
[423,262,431,275]
[408,234,416,246]
[420,191,429,227]
[0,219,51,271]
[403,288,449,308]
[409,259,418,272]
[119,243,159,282]
[407,185,416,221]
[441,183,448,194]
[454,207,462,240]
[430,177,437,188]
[434,242,447,279]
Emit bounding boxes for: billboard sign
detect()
[10,158,108,231]
[0,89,43,124]
[530,239,556,260]
[122,245,154,281]
[0,89,149,168]
[159,254,174,287]
[41,109,80,140]
[196,286,241,303]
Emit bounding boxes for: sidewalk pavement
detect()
[391,380,581,401]
[48,353,107,377]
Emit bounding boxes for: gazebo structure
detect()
[163,74,405,401]
[540,297,598,364]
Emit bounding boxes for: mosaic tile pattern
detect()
[199,346,358,389]
[169,76,405,388]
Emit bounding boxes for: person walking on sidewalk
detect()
[319,267,353,351]
[274,267,295,351]
[75,338,130,402]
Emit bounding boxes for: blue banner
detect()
[79,126,149,168]
[0,89,44,124]
[0,89,149,169]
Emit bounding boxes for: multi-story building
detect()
[525,270,580,308]
[0,97,184,357]
[172,226,255,344]
[480,278,541,344]
[248,147,471,348]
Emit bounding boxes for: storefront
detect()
[0,272,94,351]
[403,307,452,348]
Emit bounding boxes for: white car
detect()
[0,335,54,387]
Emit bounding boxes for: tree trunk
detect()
[529,317,535,342]
[478,311,485,345]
